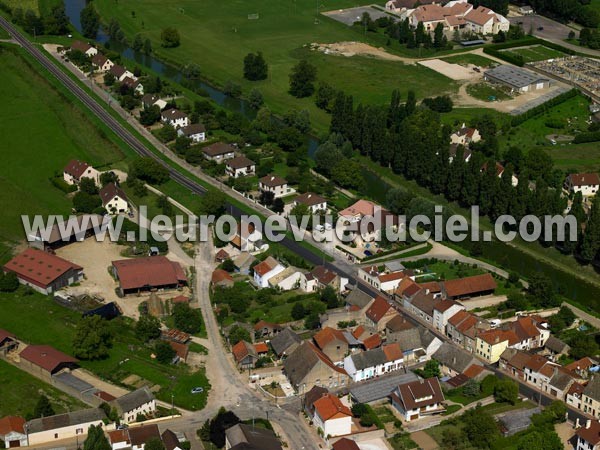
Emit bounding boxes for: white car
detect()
[191,387,204,394]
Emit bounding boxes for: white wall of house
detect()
[1,431,28,448]
[259,183,290,198]
[274,271,303,291]
[313,413,351,438]
[121,399,157,424]
[433,304,465,332]
[254,264,286,288]
[226,164,255,178]
[104,195,128,214]
[27,421,104,445]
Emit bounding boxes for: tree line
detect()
[4,2,69,36]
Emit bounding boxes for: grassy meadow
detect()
[0,45,127,248]
[500,44,566,63]
[94,0,459,130]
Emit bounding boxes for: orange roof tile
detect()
[463,364,484,379]
[314,327,347,350]
[383,342,403,361]
[254,342,269,353]
[313,393,352,421]
[362,334,382,350]
[366,296,392,323]
[0,416,25,435]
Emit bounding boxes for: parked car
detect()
[537,26,544,30]
[191,387,204,394]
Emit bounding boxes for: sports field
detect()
[0,46,126,247]
[500,45,566,62]
[94,0,460,127]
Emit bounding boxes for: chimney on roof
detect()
[495,336,499,344]
[587,419,592,429]
[453,356,456,365]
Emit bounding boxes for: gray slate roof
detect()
[350,372,419,404]
[270,328,301,357]
[545,336,570,354]
[112,387,155,414]
[396,328,422,351]
[549,370,575,391]
[284,342,320,387]
[27,408,106,433]
[433,342,481,373]
[350,348,387,370]
[584,375,600,402]
[485,65,548,89]
[225,424,282,450]
[498,407,542,436]
[345,288,374,309]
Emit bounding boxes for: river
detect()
[61,0,600,309]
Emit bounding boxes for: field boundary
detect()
[483,38,579,66]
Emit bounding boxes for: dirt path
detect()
[410,431,439,450]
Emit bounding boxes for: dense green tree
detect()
[0,272,19,292]
[73,315,113,360]
[199,190,227,216]
[569,333,599,359]
[291,302,306,320]
[144,438,165,450]
[73,191,101,213]
[33,395,55,419]
[315,82,336,111]
[462,408,500,449]
[79,177,99,195]
[173,303,202,334]
[83,424,111,450]
[136,315,162,342]
[494,378,518,404]
[289,60,317,98]
[243,52,268,81]
[320,285,339,309]
[419,359,440,378]
[154,340,176,364]
[580,195,600,263]
[386,187,412,215]
[80,2,100,39]
[161,27,180,48]
[463,378,481,397]
[130,158,170,184]
[144,38,153,55]
[314,142,343,177]
[228,325,251,345]
[331,160,364,190]
[43,4,69,35]
[132,33,144,52]
[248,88,264,109]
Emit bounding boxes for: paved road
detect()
[509,14,600,58]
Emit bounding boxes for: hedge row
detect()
[510,88,578,126]
[483,38,577,66]
[573,131,600,144]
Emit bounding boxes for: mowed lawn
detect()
[0,359,88,417]
[94,0,459,129]
[0,288,210,410]
[500,45,566,62]
[0,46,126,245]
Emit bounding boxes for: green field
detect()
[0,289,210,411]
[0,359,88,417]
[501,45,566,62]
[442,53,497,67]
[0,46,126,247]
[466,82,512,101]
[545,142,600,172]
[94,0,459,131]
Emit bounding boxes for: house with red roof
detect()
[111,256,187,295]
[391,377,445,421]
[475,328,520,363]
[365,296,397,331]
[313,327,349,364]
[311,393,352,437]
[332,438,360,450]
[343,343,404,382]
[254,320,282,338]
[443,273,497,300]
[450,123,481,147]
[0,416,27,448]
[211,269,234,288]
[253,256,285,288]
[3,248,83,295]
[19,345,78,379]
[508,316,550,350]
[231,341,258,369]
[302,265,348,293]
[63,159,100,186]
[359,266,407,294]
[446,310,489,354]
[362,333,382,350]
[565,173,600,197]
[575,419,600,450]
[432,299,464,332]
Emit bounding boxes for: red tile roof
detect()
[168,341,189,361]
[0,416,25,435]
[253,257,280,277]
[383,343,403,361]
[332,438,360,450]
[366,296,392,323]
[202,142,235,157]
[232,340,256,363]
[418,281,442,293]
[19,345,78,373]
[94,391,116,402]
[395,377,444,411]
[211,268,233,284]
[295,192,326,207]
[99,182,128,207]
[215,249,230,261]
[254,342,269,354]
[108,429,130,445]
[379,271,405,283]
[576,420,600,445]
[63,159,90,179]
[314,327,347,350]
[463,364,484,379]
[259,174,287,187]
[4,248,82,289]
[352,326,366,339]
[310,265,338,285]
[448,310,470,327]
[253,320,281,332]
[433,299,460,313]
[339,199,379,218]
[568,173,600,187]
[511,316,541,341]
[313,393,352,421]
[362,334,382,350]
[566,357,597,372]
[477,329,519,346]
[112,256,187,291]
[171,295,190,304]
[444,274,497,298]
[162,328,191,344]
[0,329,15,343]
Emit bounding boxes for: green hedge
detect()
[510,89,578,126]
[50,176,78,194]
[573,131,600,143]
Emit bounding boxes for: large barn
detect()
[112,256,187,296]
[484,65,550,93]
[3,248,83,295]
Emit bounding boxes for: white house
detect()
[122,76,144,95]
[450,124,481,147]
[91,54,114,72]
[110,387,156,424]
[293,192,327,214]
[109,65,135,82]
[177,124,206,143]
[576,420,600,450]
[565,173,600,197]
[343,343,404,382]
[464,6,510,34]
[71,40,98,57]
[253,256,285,288]
[432,300,465,333]
[259,175,291,198]
[391,377,445,421]
[25,409,106,446]
[201,142,236,162]
[226,156,256,178]
[0,416,27,448]
[63,159,101,186]
[359,265,407,294]
[161,109,189,129]
[100,183,129,214]
[311,393,352,438]
[268,268,304,291]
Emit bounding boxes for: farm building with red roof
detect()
[3,248,83,295]
[19,345,78,379]
[443,273,497,299]
[111,256,187,295]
